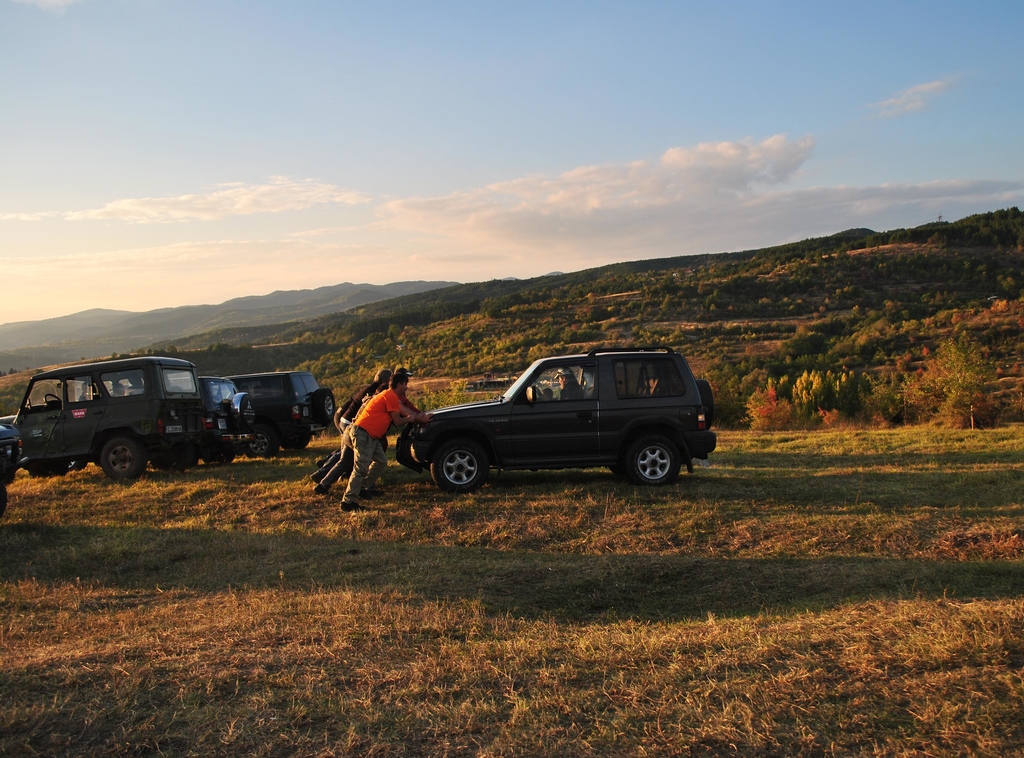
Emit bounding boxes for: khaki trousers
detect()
[342,425,387,505]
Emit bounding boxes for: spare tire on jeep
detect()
[310,388,336,426]
[230,392,256,429]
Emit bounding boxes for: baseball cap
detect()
[393,366,414,378]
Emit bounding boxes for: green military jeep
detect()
[14,356,205,480]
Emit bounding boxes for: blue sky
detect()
[2,0,1022,322]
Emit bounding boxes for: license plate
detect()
[218,419,227,430]
[302,407,310,417]
[166,425,183,434]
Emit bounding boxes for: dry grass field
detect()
[2,427,1023,756]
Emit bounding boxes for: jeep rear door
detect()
[59,373,107,456]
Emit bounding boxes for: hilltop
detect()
[2,208,1023,426]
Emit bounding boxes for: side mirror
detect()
[525,386,537,404]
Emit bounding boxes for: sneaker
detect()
[342,502,370,512]
[314,483,330,496]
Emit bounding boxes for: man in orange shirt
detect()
[338,371,432,511]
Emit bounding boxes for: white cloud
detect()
[374,136,1022,266]
[65,176,370,223]
[10,0,82,11]
[870,79,957,118]
[0,211,59,221]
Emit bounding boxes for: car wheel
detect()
[283,432,313,450]
[247,424,280,457]
[230,392,256,430]
[625,435,680,486]
[26,461,69,478]
[430,438,489,493]
[311,388,336,426]
[100,436,148,480]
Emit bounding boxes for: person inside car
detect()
[556,369,585,400]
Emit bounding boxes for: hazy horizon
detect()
[2,0,1022,321]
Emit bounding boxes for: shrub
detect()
[747,387,795,431]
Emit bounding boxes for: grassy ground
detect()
[2,428,1023,756]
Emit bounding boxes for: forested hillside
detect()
[3,208,1022,428]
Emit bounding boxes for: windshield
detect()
[501,359,543,402]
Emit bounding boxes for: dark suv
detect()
[14,356,205,480]
[226,371,335,456]
[1,421,26,517]
[398,347,716,492]
[197,377,256,464]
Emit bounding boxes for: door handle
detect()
[577,411,592,419]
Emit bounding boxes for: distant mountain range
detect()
[0,280,455,369]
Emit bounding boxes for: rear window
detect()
[162,368,198,395]
[613,359,687,399]
[102,369,147,398]
[293,373,319,394]
[203,379,237,408]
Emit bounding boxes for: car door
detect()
[17,377,65,460]
[509,362,600,464]
[59,373,107,456]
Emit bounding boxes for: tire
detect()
[430,438,489,493]
[310,388,336,426]
[247,423,281,457]
[284,432,313,450]
[696,379,715,429]
[26,461,69,478]
[100,436,148,480]
[625,435,680,486]
[152,444,199,472]
[230,392,256,430]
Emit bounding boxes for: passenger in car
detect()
[556,369,585,400]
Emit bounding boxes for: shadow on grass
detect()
[3,522,1022,622]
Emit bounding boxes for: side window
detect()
[67,375,102,403]
[101,369,147,398]
[24,378,64,411]
[162,368,197,395]
[613,360,687,399]
[248,377,286,399]
[528,364,596,402]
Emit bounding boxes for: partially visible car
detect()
[197,377,256,464]
[13,356,205,480]
[1,420,27,518]
[226,371,334,456]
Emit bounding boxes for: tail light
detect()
[697,412,706,430]
[204,416,215,430]
[291,405,300,420]
[157,418,165,434]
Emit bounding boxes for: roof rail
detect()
[585,346,676,356]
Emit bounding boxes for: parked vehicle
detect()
[225,371,335,456]
[197,376,256,464]
[397,346,716,492]
[1,420,27,517]
[13,356,205,480]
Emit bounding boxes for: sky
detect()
[2,0,1022,323]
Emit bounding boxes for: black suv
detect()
[398,347,716,492]
[197,377,256,464]
[14,356,205,480]
[226,371,335,457]
[1,421,26,517]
